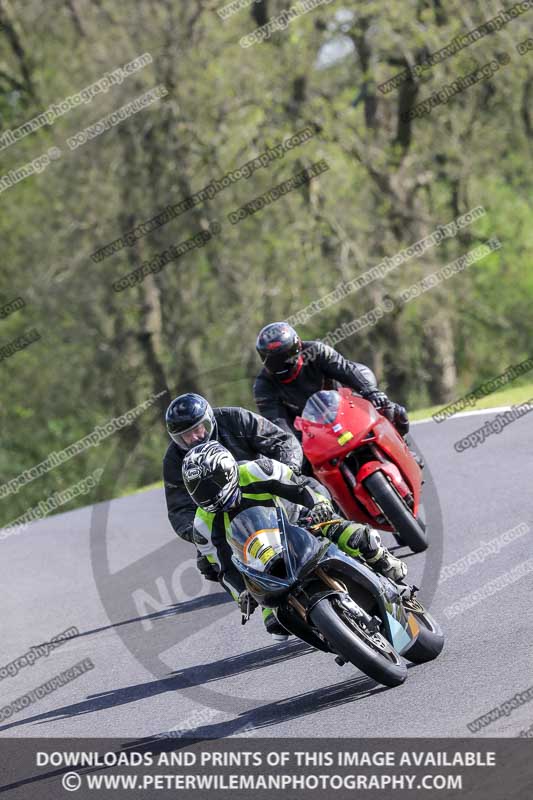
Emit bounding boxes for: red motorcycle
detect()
[294,388,427,553]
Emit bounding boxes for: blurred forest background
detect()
[0,0,531,524]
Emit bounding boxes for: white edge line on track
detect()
[411,405,512,425]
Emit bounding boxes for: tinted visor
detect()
[262,341,301,375]
[191,478,240,513]
[189,472,228,506]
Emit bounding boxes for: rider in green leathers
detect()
[182,441,407,640]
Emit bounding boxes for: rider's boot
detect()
[409,449,425,470]
[326,522,407,582]
[395,407,424,469]
[360,528,408,582]
[263,608,289,642]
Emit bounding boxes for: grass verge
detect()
[122,381,533,496]
[410,380,533,421]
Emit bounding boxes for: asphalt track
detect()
[1,410,532,741]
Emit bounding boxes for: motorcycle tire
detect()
[364,471,428,553]
[309,596,407,688]
[402,607,444,664]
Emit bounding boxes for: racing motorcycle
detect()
[229,504,444,688]
[294,388,427,553]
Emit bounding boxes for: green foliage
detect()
[0,0,531,524]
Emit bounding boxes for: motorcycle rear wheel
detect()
[364,470,428,553]
[309,596,407,688]
[402,603,444,663]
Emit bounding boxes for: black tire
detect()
[402,608,445,664]
[364,471,428,553]
[309,597,407,688]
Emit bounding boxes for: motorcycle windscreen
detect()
[229,506,284,573]
[301,390,340,424]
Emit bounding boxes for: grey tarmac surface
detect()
[0,410,531,740]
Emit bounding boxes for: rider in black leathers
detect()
[163,393,305,580]
[253,322,411,438]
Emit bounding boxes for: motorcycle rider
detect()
[163,392,305,581]
[253,322,411,439]
[182,441,407,640]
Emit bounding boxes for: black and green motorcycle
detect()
[230,504,444,688]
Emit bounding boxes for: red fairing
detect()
[353,461,411,520]
[295,387,422,532]
[297,394,378,465]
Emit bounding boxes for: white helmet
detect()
[182,442,240,513]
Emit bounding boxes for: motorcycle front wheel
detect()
[309,596,407,688]
[364,470,428,553]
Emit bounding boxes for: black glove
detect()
[196,554,219,582]
[365,390,395,421]
[393,404,410,435]
[177,526,195,544]
[238,590,258,616]
[364,389,390,409]
[302,501,336,527]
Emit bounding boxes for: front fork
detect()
[288,569,378,632]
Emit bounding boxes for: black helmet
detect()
[165,393,217,451]
[182,442,240,513]
[256,322,302,379]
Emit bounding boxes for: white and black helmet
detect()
[182,441,240,513]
